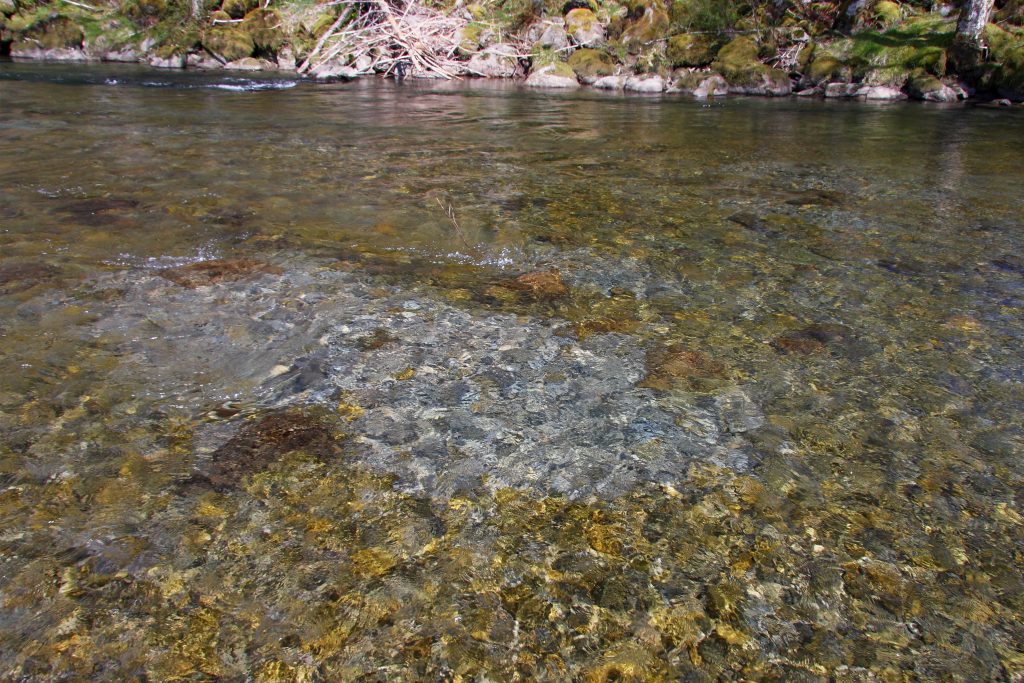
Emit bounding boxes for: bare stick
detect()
[298,8,354,73]
[436,198,481,258]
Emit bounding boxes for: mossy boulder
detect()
[525,60,580,87]
[203,25,254,61]
[221,0,257,20]
[19,15,84,49]
[805,54,846,83]
[0,0,16,16]
[567,47,615,82]
[666,32,717,66]
[620,1,669,52]
[873,0,901,25]
[120,0,165,26]
[241,8,284,54]
[565,8,604,46]
[669,69,728,97]
[712,35,758,75]
[455,22,486,55]
[984,23,1024,100]
[712,37,790,95]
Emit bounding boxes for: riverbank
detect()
[2,0,1024,102]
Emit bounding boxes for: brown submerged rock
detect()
[499,269,569,300]
[159,258,283,288]
[773,323,849,355]
[57,197,140,226]
[0,260,62,293]
[639,344,727,391]
[194,409,344,491]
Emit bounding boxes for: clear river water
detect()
[1,62,1023,681]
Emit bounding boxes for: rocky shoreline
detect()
[3,0,1023,104]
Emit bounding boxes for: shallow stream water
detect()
[1,62,1024,680]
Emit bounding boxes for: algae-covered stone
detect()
[712,35,758,75]
[9,14,84,49]
[667,33,717,67]
[203,25,254,62]
[567,47,615,83]
[241,8,284,54]
[526,61,580,87]
[565,7,605,46]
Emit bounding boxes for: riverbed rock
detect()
[310,61,359,80]
[102,47,140,63]
[593,74,626,89]
[223,56,276,71]
[10,44,93,61]
[565,8,605,47]
[466,44,520,78]
[639,344,728,391]
[667,33,718,67]
[276,45,296,70]
[824,82,864,98]
[567,48,615,83]
[147,52,186,69]
[862,84,907,99]
[624,74,664,93]
[525,62,580,88]
[187,52,223,69]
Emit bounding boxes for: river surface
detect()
[1,62,1023,681]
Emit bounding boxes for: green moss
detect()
[807,54,843,82]
[567,47,616,79]
[565,7,598,34]
[710,35,758,77]
[202,24,253,60]
[906,67,942,94]
[847,18,952,77]
[873,0,901,25]
[619,1,669,52]
[241,7,283,53]
[983,23,1024,98]
[456,21,484,54]
[120,0,165,26]
[220,0,256,20]
[669,0,739,34]
[0,0,17,15]
[666,32,717,66]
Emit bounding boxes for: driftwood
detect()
[297,0,465,79]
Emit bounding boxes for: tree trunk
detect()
[951,0,995,77]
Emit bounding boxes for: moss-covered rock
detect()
[712,37,790,95]
[905,68,962,100]
[120,0,165,26]
[220,0,257,20]
[455,21,486,55]
[24,15,84,49]
[203,25,254,61]
[873,0,901,25]
[670,69,728,97]
[565,7,604,46]
[712,34,758,75]
[984,23,1024,100]
[241,8,284,54]
[620,1,669,52]
[525,60,580,87]
[0,0,16,16]
[666,32,717,66]
[567,47,615,82]
[806,54,846,83]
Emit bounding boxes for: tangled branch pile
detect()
[297,0,465,79]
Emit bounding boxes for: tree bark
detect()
[951,0,995,77]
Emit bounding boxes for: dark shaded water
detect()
[1,62,1023,680]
